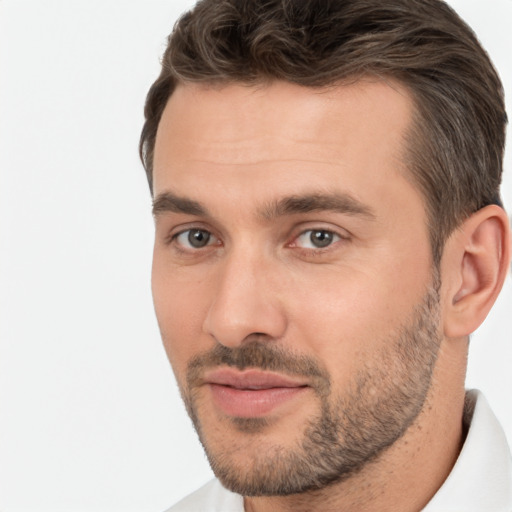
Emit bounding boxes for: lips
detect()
[203,368,309,418]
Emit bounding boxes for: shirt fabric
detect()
[165,390,512,511]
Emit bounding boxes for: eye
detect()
[173,228,218,249]
[295,229,341,249]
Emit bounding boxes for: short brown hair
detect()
[140,0,507,262]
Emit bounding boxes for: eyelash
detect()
[168,226,349,255]
[170,228,220,250]
[292,229,345,251]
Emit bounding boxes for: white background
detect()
[0,1,511,511]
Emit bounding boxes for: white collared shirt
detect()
[166,390,512,511]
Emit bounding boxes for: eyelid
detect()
[295,229,341,249]
[165,223,221,247]
[162,221,349,254]
[288,224,351,248]
[176,229,216,248]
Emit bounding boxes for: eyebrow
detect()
[260,193,376,221]
[153,192,207,217]
[152,191,376,221]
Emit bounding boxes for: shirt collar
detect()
[423,389,512,511]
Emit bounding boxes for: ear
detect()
[442,205,511,338]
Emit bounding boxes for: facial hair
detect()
[180,280,442,497]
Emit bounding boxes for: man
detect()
[140,0,512,510]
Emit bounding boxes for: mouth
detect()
[203,368,310,418]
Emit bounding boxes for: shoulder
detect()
[163,478,244,512]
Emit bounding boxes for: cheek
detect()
[284,254,431,371]
[151,257,212,377]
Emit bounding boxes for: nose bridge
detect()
[203,242,286,347]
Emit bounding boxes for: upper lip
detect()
[203,368,309,390]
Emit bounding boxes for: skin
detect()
[151,80,510,511]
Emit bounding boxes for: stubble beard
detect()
[179,280,442,497]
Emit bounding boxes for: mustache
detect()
[186,341,330,390]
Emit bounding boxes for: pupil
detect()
[188,229,210,248]
[310,230,332,248]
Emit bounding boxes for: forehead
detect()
[155,79,412,162]
[152,79,423,221]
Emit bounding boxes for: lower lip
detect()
[208,384,307,418]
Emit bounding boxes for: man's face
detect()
[151,80,442,494]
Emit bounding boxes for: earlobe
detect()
[443,205,511,338]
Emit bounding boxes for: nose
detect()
[203,252,287,348]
